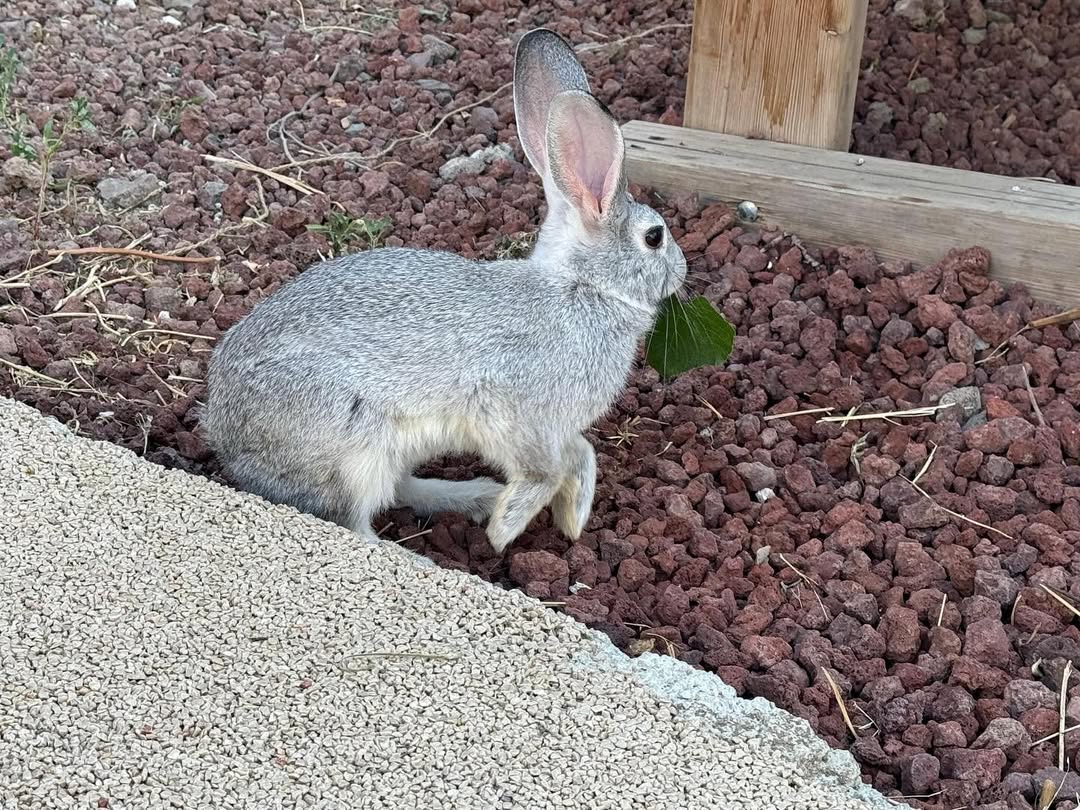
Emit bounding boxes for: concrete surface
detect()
[0,397,901,810]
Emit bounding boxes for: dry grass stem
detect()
[976,325,1029,366]
[821,668,859,739]
[1033,723,1080,747]
[818,404,948,423]
[1061,661,1073,770]
[119,328,217,347]
[849,433,869,477]
[777,553,823,592]
[395,528,433,544]
[1022,364,1048,427]
[1039,584,1080,620]
[47,247,218,264]
[1011,593,1023,625]
[911,442,938,486]
[696,395,723,421]
[937,593,947,627]
[903,477,1013,540]
[764,406,835,421]
[576,22,692,52]
[204,154,320,195]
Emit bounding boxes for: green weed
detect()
[307,212,393,257]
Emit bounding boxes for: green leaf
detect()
[645,295,735,378]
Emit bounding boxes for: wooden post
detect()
[684,0,869,150]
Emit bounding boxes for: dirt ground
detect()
[2,1,1079,807]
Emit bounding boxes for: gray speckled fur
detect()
[202,29,686,551]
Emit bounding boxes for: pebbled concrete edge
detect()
[3,397,899,809]
[577,639,897,808]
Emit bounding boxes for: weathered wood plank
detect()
[623,119,1080,307]
[685,0,869,150]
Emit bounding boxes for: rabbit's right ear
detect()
[513,28,589,180]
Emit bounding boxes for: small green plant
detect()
[645,295,735,378]
[307,212,393,257]
[149,95,203,137]
[0,39,18,129]
[493,231,536,260]
[10,96,96,239]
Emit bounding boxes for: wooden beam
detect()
[685,0,869,150]
[623,119,1080,307]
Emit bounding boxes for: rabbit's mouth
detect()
[660,257,688,299]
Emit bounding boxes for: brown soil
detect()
[2,1,1079,807]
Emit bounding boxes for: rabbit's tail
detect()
[394,476,504,524]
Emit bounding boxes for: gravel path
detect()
[0,396,894,810]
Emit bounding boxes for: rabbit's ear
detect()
[546,90,626,230]
[513,28,589,179]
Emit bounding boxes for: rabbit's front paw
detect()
[551,435,596,539]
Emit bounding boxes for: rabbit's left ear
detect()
[545,90,627,231]
[513,28,590,181]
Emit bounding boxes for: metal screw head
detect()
[736,200,759,222]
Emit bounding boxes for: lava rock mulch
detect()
[1,1,1079,808]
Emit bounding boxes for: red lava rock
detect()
[880,606,921,663]
[741,635,793,669]
[509,551,568,586]
[917,294,958,330]
[940,748,1006,790]
[973,717,1032,759]
[1005,680,1058,716]
[963,618,1013,664]
[901,752,941,795]
[825,519,875,553]
[616,559,652,592]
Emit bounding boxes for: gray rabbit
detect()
[202,28,687,552]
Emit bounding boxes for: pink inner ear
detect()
[560,115,620,217]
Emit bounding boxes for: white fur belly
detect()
[393,412,481,466]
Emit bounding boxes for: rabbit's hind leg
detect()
[338,444,406,544]
[395,476,504,523]
[550,433,596,540]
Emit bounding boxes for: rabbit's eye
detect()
[644,226,664,249]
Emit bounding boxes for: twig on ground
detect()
[849,433,868,477]
[1029,306,1080,329]
[395,528,433,544]
[46,246,218,264]
[295,0,375,36]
